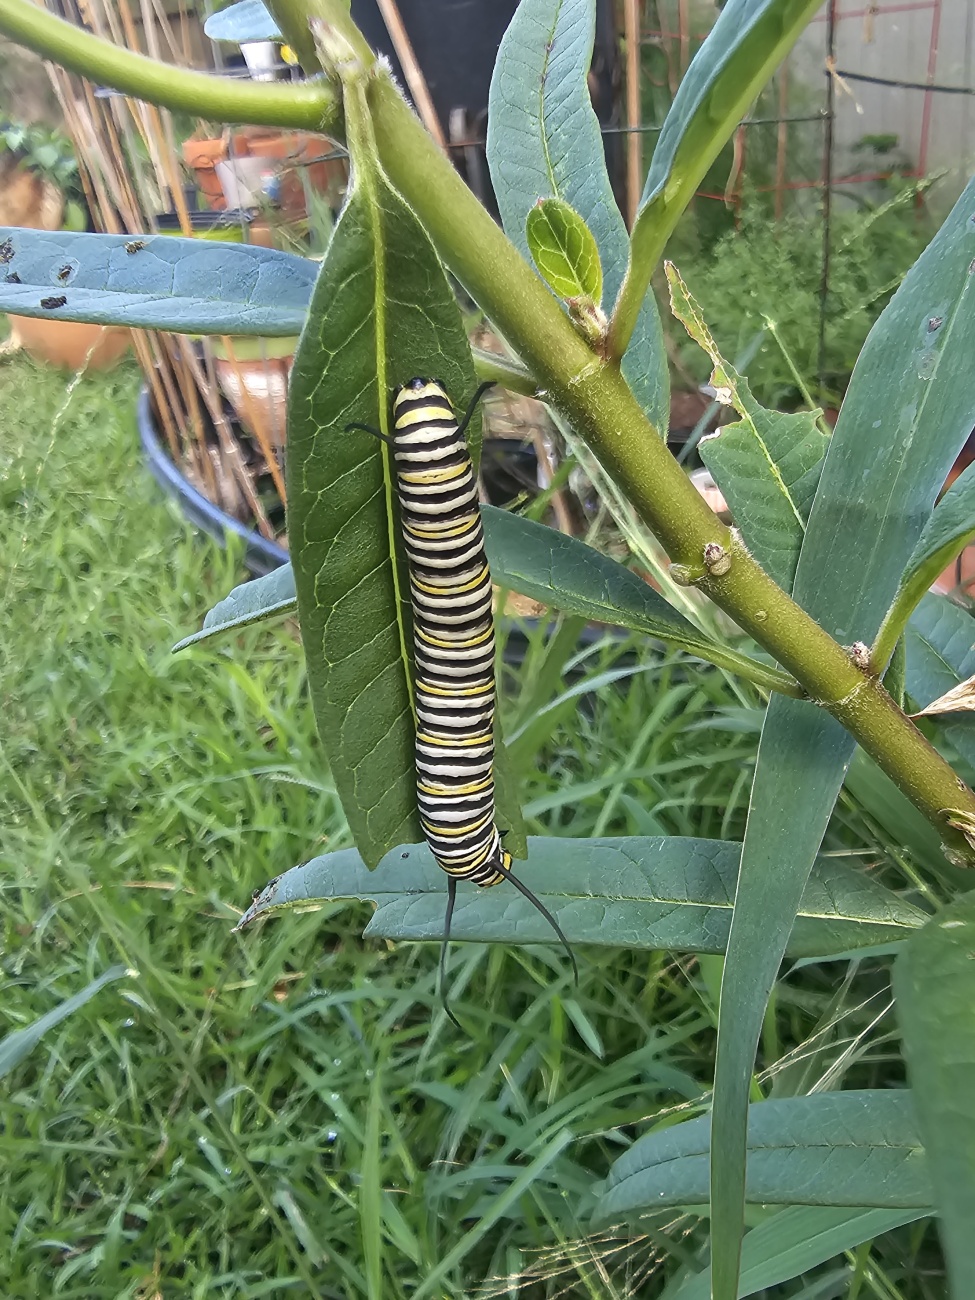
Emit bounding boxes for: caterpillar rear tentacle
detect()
[349,377,578,1017]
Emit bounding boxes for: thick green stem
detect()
[263,0,975,860]
[0,0,337,131]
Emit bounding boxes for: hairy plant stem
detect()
[0,0,337,130]
[4,0,974,856]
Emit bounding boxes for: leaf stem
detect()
[0,0,337,131]
[606,0,823,362]
[471,348,537,396]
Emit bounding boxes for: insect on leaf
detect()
[288,165,520,867]
[0,228,314,335]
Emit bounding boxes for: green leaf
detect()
[486,0,668,428]
[664,1206,929,1300]
[895,893,975,1299]
[710,171,975,1300]
[596,1091,932,1224]
[625,0,821,323]
[906,594,975,772]
[172,564,297,653]
[906,594,975,705]
[286,165,527,868]
[0,229,314,334]
[483,507,798,694]
[844,749,964,892]
[234,836,925,957]
[525,197,603,304]
[0,966,129,1080]
[668,263,829,591]
[204,0,282,42]
[876,462,975,663]
[173,510,800,694]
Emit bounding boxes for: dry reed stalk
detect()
[375,0,446,150]
[218,335,289,506]
[47,0,293,549]
[531,426,574,536]
[170,337,221,501]
[131,331,182,460]
[193,341,277,537]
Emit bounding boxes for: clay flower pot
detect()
[8,315,129,370]
[181,135,229,210]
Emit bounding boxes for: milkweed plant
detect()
[1,0,974,1294]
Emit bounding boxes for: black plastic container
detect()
[138,386,288,576]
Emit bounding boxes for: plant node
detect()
[850,641,871,670]
[703,541,731,577]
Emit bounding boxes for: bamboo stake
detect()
[374,0,446,150]
[131,329,182,461]
[192,343,277,538]
[170,337,220,499]
[218,336,289,506]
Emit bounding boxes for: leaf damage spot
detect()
[0,237,12,264]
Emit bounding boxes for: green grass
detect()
[0,356,945,1298]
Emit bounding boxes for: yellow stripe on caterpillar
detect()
[412,568,488,596]
[416,730,494,748]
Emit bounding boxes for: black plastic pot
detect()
[138,385,288,576]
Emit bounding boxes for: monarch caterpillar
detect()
[349,377,576,1017]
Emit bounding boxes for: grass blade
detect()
[0,965,129,1079]
[894,892,975,1299]
[410,1127,573,1300]
[664,1206,928,1300]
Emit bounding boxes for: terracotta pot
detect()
[230,127,347,217]
[212,345,293,449]
[9,316,130,370]
[181,136,228,211]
